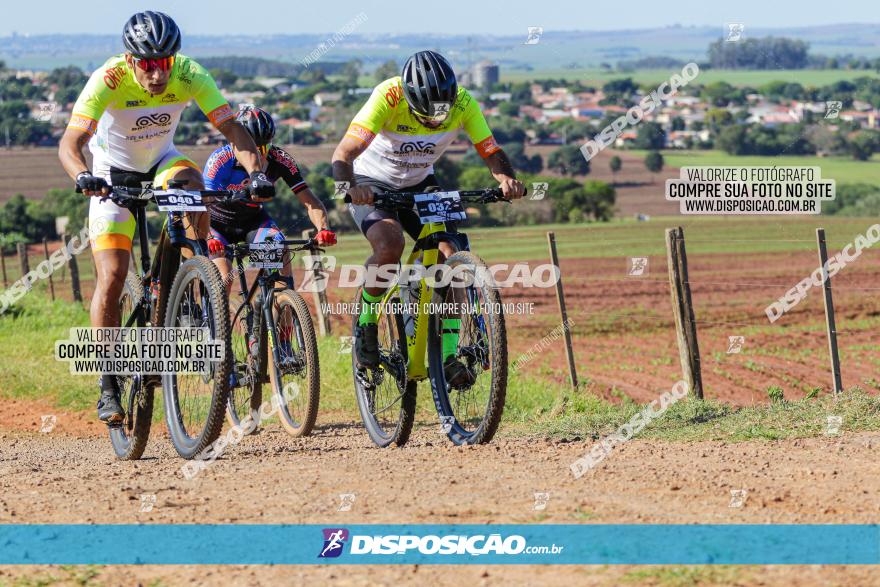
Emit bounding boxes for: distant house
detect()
[614,131,638,148]
[313,92,342,106]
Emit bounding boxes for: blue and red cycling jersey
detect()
[203,143,308,226]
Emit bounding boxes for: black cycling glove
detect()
[75,172,109,194]
[248,171,275,198]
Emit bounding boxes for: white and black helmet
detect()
[123,11,181,59]
[401,50,457,118]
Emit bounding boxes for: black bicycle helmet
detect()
[122,11,181,58]
[236,106,276,146]
[401,50,458,117]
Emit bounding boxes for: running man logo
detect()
[39,415,57,433]
[432,102,451,116]
[318,528,349,558]
[727,336,745,354]
[628,257,649,276]
[439,415,455,434]
[825,101,843,119]
[729,489,748,508]
[333,181,349,200]
[338,493,356,512]
[524,26,543,45]
[533,492,550,510]
[825,415,843,435]
[725,23,745,43]
[338,336,354,354]
[530,182,548,201]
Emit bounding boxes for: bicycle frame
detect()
[377,220,449,382]
[228,240,312,390]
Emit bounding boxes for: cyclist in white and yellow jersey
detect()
[331,50,525,383]
[58,11,273,424]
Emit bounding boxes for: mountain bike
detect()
[343,188,511,447]
[103,184,239,460]
[224,237,322,437]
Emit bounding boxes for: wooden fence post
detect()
[42,237,55,302]
[665,227,703,399]
[547,231,578,389]
[816,228,843,395]
[62,233,82,303]
[16,243,30,290]
[302,229,331,336]
[1,249,7,287]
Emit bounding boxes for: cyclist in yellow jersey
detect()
[332,50,525,382]
[58,11,273,424]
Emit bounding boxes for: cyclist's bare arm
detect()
[217,118,266,195]
[332,134,374,205]
[295,187,332,231]
[58,126,109,196]
[483,148,525,199]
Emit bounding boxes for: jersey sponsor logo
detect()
[207,104,234,127]
[126,100,146,107]
[132,113,172,130]
[161,93,179,103]
[205,147,235,179]
[475,135,500,158]
[346,123,375,144]
[384,84,404,108]
[68,113,97,135]
[270,147,300,175]
[393,141,437,155]
[103,65,126,90]
[396,124,414,132]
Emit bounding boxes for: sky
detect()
[1,0,875,36]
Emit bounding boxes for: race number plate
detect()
[153,190,207,212]
[414,192,467,224]
[248,242,284,269]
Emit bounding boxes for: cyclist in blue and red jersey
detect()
[203,106,336,289]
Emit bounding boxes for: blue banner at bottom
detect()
[0,524,877,565]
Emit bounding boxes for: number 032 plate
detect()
[414,192,467,224]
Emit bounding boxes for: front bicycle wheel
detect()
[428,251,507,445]
[269,289,320,437]
[226,299,263,433]
[109,272,154,460]
[351,287,415,447]
[163,256,232,459]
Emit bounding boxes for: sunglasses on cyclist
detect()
[131,55,175,73]
[411,107,449,125]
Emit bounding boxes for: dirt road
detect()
[2,415,880,585]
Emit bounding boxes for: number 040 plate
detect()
[153,189,207,212]
[414,192,467,224]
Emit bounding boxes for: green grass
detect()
[636,149,880,188]
[622,565,747,587]
[5,294,880,444]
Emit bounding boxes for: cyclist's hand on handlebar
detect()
[347,185,374,205]
[207,237,225,256]
[315,229,337,246]
[499,178,526,200]
[247,171,275,201]
[76,172,110,196]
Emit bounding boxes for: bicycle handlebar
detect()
[101,186,254,207]
[342,187,515,206]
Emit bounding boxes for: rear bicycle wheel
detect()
[109,272,154,460]
[351,287,415,447]
[226,300,263,433]
[163,256,232,459]
[428,251,507,445]
[269,289,320,437]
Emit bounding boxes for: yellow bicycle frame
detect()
[377,220,447,381]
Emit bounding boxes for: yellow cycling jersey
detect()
[68,53,234,173]
[346,76,500,188]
